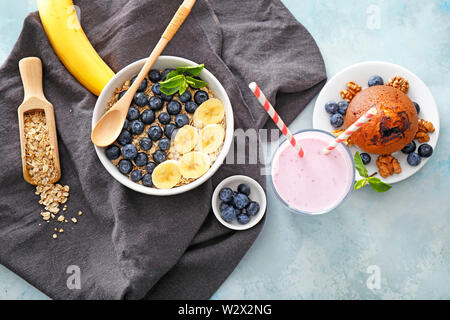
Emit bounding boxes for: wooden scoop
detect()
[18,57,61,185]
[91,0,197,147]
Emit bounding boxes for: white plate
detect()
[313,61,440,184]
[212,175,266,230]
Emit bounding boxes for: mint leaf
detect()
[159,64,208,96]
[185,76,208,89]
[354,151,368,178]
[159,74,184,88]
[367,177,392,192]
[160,86,179,95]
[175,64,205,77]
[354,178,368,190]
[166,70,180,80]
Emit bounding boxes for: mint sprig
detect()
[354,151,392,192]
[159,64,208,96]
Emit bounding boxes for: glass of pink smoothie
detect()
[271,129,355,215]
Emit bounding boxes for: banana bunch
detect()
[152,99,226,189]
[37,0,115,96]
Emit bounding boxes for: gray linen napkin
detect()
[0,0,325,299]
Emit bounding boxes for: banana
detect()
[179,152,211,179]
[152,160,182,189]
[200,124,225,153]
[193,98,225,128]
[37,0,115,96]
[173,125,199,154]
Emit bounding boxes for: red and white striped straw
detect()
[322,107,377,155]
[249,82,304,158]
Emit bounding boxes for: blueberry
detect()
[139,137,153,151]
[142,174,153,187]
[220,202,230,212]
[194,90,209,105]
[148,69,161,83]
[131,75,147,92]
[246,201,260,216]
[237,183,250,196]
[134,152,148,167]
[178,90,192,103]
[325,101,338,114]
[122,144,138,159]
[160,92,174,102]
[401,140,416,154]
[337,101,349,115]
[175,114,189,127]
[407,152,421,166]
[185,101,198,113]
[130,120,145,135]
[105,145,120,160]
[133,92,149,107]
[413,102,420,114]
[237,214,250,225]
[149,96,163,111]
[118,159,133,174]
[117,130,132,146]
[141,110,155,124]
[158,112,171,125]
[161,68,175,81]
[152,83,161,95]
[330,113,344,128]
[219,188,234,203]
[220,205,237,222]
[232,193,250,209]
[418,144,433,158]
[158,138,171,151]
[360,153,371,165]
[130,170,143,182]
[148,125,163,141]
[123,119,129,130]
[127,107,140,121]
[153,150,167,164]
[164,123,177,138]
[146,162,157,174]
[368,75,384,87]
[167,100,182,115]
[118,90,127,100]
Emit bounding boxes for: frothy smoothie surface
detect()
[272,131,354,214]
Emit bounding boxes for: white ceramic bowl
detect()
[313,61,440,184]
[211,175,267,230]
[92,56,234,196]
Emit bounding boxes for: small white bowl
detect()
[92,56,234,196]
[211,175,267,230]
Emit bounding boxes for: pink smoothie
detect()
[272,130,354,214]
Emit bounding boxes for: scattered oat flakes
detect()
[57,215,65,222]
[59,229,64,233]
[52,234,57,239]
[71,218,78,224]
[77,211,83,216]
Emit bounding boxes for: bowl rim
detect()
[92,56,234,196]
[270,129,355,216]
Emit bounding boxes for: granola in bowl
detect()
[103,65,227,190]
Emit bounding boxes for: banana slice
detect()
[173,125,199,154]
[179,152,211,179]
[201,124,225,153]
[152,160,181,189]
[193,98,225,128]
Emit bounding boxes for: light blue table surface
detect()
[0,0,449,300]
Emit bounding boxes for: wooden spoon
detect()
[91,0,197,147]
[18,57,61,185]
